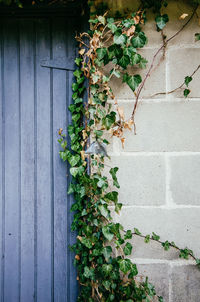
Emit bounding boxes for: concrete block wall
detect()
[103,0,200,300]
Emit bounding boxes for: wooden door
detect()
[0,11,82,302]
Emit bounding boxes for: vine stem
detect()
[151,63,200,97]
[131,4,198,120]
[131,231,198,262]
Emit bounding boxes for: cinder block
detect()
[170,155,200,205]
[116,207,200,257]
[129,235,179,260]
[108,155,165,206]
[168,48,200,98]
[136,263,170,302]
[110,49,166,99]
[171,265,200,302]
[119,101,200,152]
[164,1,200,47]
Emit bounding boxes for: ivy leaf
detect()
[102,112,116,130]
[94,130,103,138]
[155,14,169,30]
[98,15,106,25]
[123,242,133,256]
[118,55,130,69]
[124,230,132,240]
[68,154,80,167]
[102,225,114,241]
[115,203,122,214]
[184,76,192,87]
[70,166,84,178]
[96,47,107,60]
[114,31,127,45]
[162,240,170,251]
[134,228,141,235]
[145,235,150,243]
[139,57,148,69]
[102,246,112,261]
[104,191,118,203]
[128,263,138,278]
[118,259,131,274]
[124,73,142,92]
[195,33,200,41]
[98,204,109,218]
[196,259,200,269]
[102,280,111,290]
[109,167,120,188]
[107,21,118,33]
[110,69,121,78]
[152,232,160,241]
[84,266,95,279]
[184,88,190,98]
[102,264,113,276]
[80,237,93,249]
[131,32,147,48]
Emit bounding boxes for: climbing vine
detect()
[58,1,200,301]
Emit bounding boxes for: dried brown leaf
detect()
[121,137,125,148]
[79,48,85,55]
[126,25,136,37]
[179,13,188,20]
[117,106,125,121]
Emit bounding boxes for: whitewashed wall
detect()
[95,0,200,301]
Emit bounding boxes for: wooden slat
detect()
[0,20,4,301]
[19,19,35,302]
[66,17,79,302]
[52,18,68,302]
[35,18,52,302]
[3,19,20,302]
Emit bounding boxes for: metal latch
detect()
[40,57,75,71]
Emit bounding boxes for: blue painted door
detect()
[0,13,81,302]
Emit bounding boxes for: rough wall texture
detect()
[100,0,200,301]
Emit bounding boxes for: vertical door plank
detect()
[19,19,35,302]
[3,19,20,302]
[52,18,68,302]
[35,18,52,302]
[66,17,78,302]
[0,20,4,301]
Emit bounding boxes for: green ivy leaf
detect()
[144,235,150,243]
[84,266,95,279]
[184,88,190,98]
[70,166,84,178]
[118,259,131,274]
[96,47,107,60]
[118,55,130,69]
[195,33,200,41]
[155,14,169,30]
[162,240,170,251]
[102,264,113,276]
[102,246,112,261]
[110,69,121,78]
[98,15,106,25]
[124,230,132,240]
[104,191,118,203]
[123,242,133,255]
[124,73,142,92]
[115,203,122,214]
[131,32,147,48]
[98,204,110,218]
[109,167,120,188]
[68,154,80,167]
[102,225,114,241]
[152,232,160,241]
[134,228,141,235]
[185,76,192,87]
[114,30,127,45]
